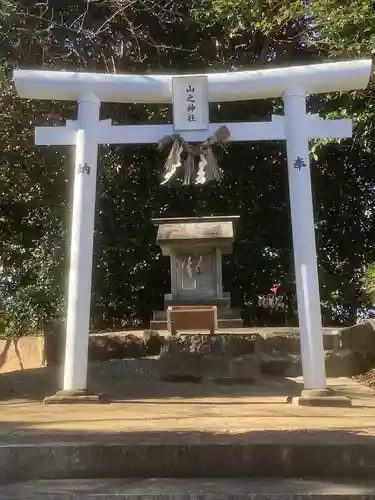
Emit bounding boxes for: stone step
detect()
[2,442,375,484]
[150,318,243,331]
[153,308,242,321]
[217,318,243,328]
[2,478,375,499]
[164,296,231,309]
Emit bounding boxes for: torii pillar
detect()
[13,59,372,405]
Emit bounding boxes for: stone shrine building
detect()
[150,216,243,330]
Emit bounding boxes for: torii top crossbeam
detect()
[14,59,371,103]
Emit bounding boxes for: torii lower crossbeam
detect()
[35,114,351,145]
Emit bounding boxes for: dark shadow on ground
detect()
[0,359,302,401]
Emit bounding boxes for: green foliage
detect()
[304,0,375,58]
[193,0,375,58]
[192,0,303,31]
[0,233,65,337]
[361,264,375,306]
[1,0,375,334]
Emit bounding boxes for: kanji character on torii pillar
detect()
[13,59,372,406]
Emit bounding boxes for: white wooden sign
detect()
[172,76,209,132]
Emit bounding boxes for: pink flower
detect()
[270,283,281,294]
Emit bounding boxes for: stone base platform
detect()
[43,389,110,405]
[154,331,368,381]
[159,334,260,382]
[291,395,352,407]
[37,325,375,380]
[159,352,259,383]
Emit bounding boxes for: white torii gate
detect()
[13,59,372,404]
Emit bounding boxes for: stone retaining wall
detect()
[0,337,45,374]
[2,321,375,378]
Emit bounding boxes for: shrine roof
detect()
[152,216,240,251]
[152,216,240,226]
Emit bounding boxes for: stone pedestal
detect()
[150,216,242,331]
[43,389,110,405]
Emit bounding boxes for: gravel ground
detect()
[0,358,161,401]
[1,355,374,402]
[0,357,300,402]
